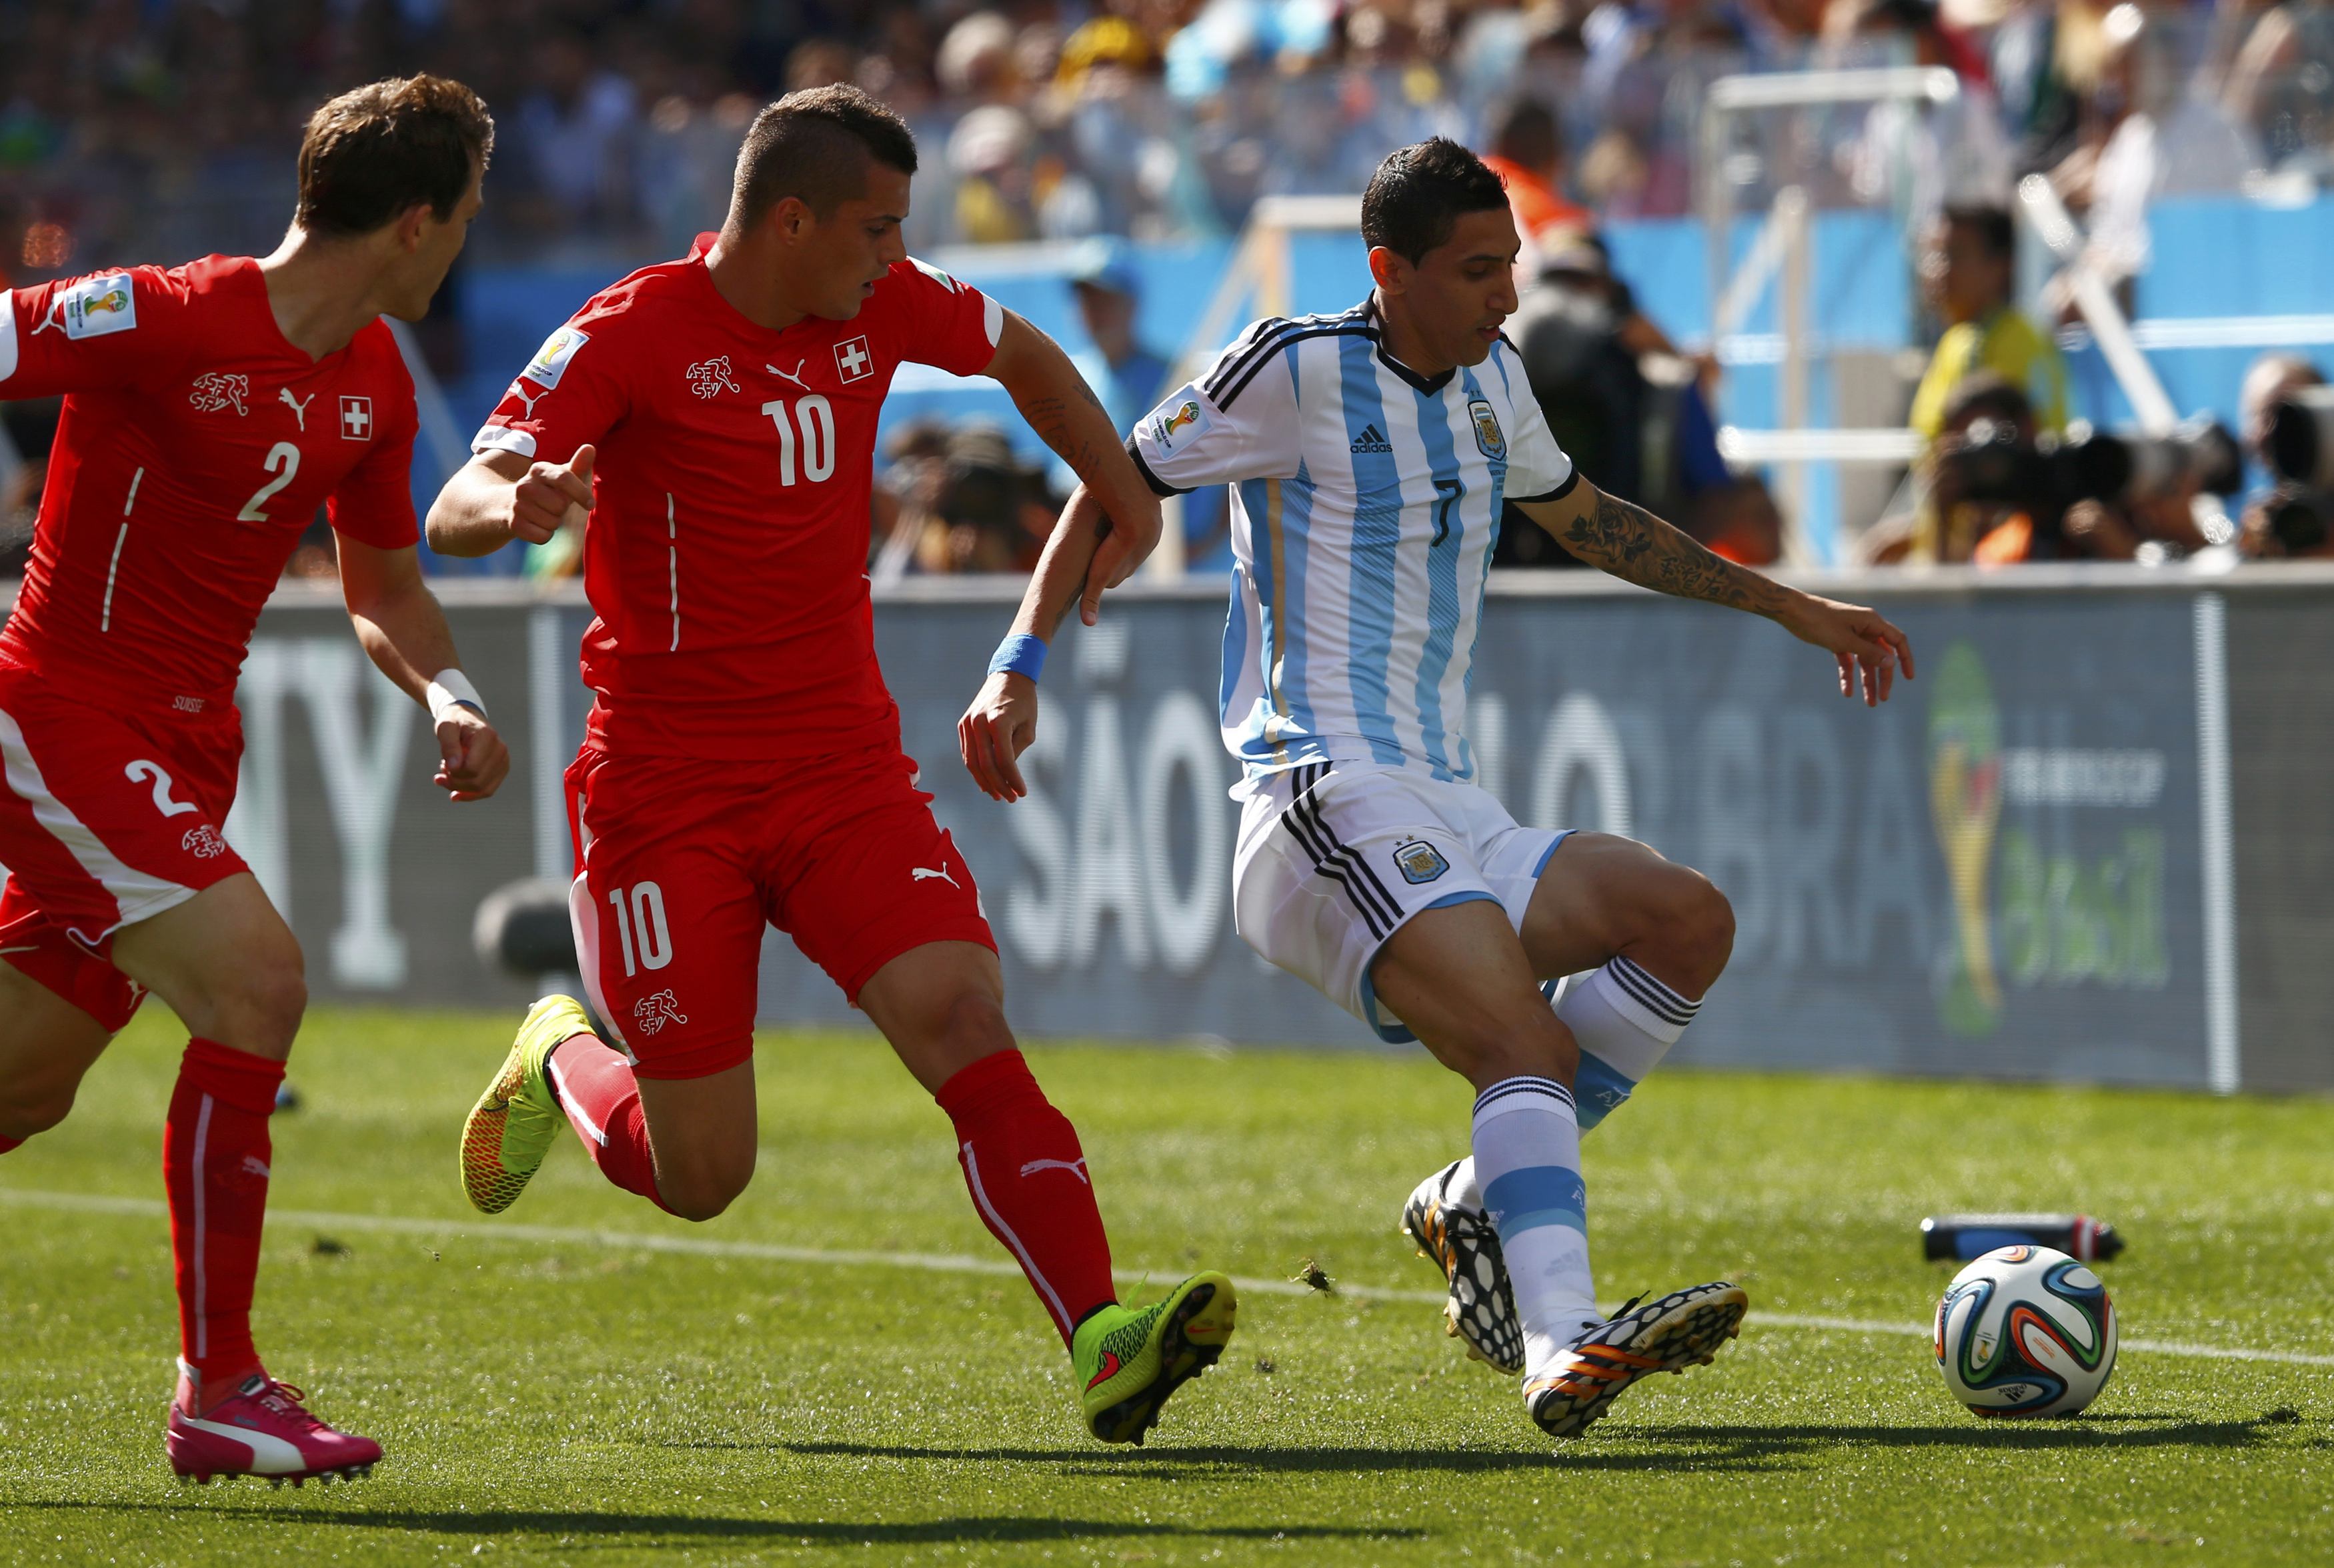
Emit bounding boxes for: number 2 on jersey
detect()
[236,442,302,523]
[607,881,673,976]
[125,759,199,818]
[760,396,835,487]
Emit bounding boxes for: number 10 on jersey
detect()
[760,395,835,487]
[607,881,672,975]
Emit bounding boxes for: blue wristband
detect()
[988,633,1047,683]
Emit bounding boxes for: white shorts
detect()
[1233,761,1569,1043]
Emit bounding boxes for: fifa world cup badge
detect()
[63,274,137,340]
[1468,397,1506,461]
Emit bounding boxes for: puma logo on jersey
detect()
[279,387,316,430]
[633,989,688,1035]
[767,359,810,389]
[686,355,741,399]
[241,1155,271,1179]
[188,373,249,416]
[912,863,959,887]
[1020,1157,1090,1185]
[509,382,546,419]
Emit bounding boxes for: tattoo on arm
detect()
[1017,392,1109,485]
[1561,489,1794,616]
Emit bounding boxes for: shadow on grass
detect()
[746,1415,2281,1477]
[9,1502,1416,1547]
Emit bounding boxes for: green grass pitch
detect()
[3,1006,2332,1566]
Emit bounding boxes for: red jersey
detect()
[475,236,1001,760]
[0,258,421,716]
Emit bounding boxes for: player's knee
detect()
[0,1081,78,1140]
[657,1143,756,1222]
[1664,872,1735,987]
[660,1165,752,1223]
[942,990,1015,1057]
[209,952,307,1053]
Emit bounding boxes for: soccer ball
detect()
[1933,1244,2118,1417]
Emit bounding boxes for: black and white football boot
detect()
[1524,1281,1748,1438]
[1400,1159,1525,1375]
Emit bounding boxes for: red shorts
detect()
[0,661,247,1032]
[565,741,994,1080]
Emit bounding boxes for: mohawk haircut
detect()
[731,85,919,229]
[1361,137,1512,265]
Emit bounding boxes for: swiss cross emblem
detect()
[339,396,373,441]
[834,335,874,384]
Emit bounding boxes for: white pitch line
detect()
[8,1188,2333,1369]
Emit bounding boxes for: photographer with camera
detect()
[2239,353,2334,560]
[1865,371,2243,566]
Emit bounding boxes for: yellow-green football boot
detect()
[460,994,591,1214]
[1072,1272,1237,1444]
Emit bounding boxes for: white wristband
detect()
[426,669,487,725]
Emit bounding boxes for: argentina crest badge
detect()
[1392,837,1451,885]
[1467,396,1506,461]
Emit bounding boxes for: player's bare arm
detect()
[425,444,596,557]
[958,317,1168,803]
[1516,481,1917,706]
[337,537,511,801]
[958,484,1114,801]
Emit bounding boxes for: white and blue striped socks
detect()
[1557,957,1703,1131]
[1472,1075,1602,1372]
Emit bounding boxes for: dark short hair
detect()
[296,75,493,237]
[1361,137,1512,265]
[1943,369,2033,431]
[1488,98,1562,171]
[732,85,919,228]
[1943,203,2016,263]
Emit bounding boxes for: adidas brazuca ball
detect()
[1934,1244,2118,1417]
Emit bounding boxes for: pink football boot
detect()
[167,1363,383,1486]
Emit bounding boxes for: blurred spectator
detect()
[1502,230,1746,563]
[2045,3,2257,305]
[2241,350,2325,468]
[1909,204,2067,443]
[1825,0,2015,232]
[2237,350,2331,557]
[1692,477,1789,565]
[513,26,642,240]
[2224,0,2334,174]
[874,421,1057,577]
[1479,95,1592,261]
[1066,239,1172,438]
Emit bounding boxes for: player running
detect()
[427,85,1234,1446]
[960,137,1915,1439]
[0,77,504,1482]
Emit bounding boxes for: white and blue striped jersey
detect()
[1130,299,1575,786]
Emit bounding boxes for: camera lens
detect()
[2269,387,2334,487]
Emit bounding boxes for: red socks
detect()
[545,1035,670,1212]
[937,1050,1116,1346]
[535,1039,1116,1348]
[163,1038,285,1401]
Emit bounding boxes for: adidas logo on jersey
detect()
[1350,423,1392,454]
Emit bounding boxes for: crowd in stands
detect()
[3,0,2332,264]
[3,0,2333,577]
